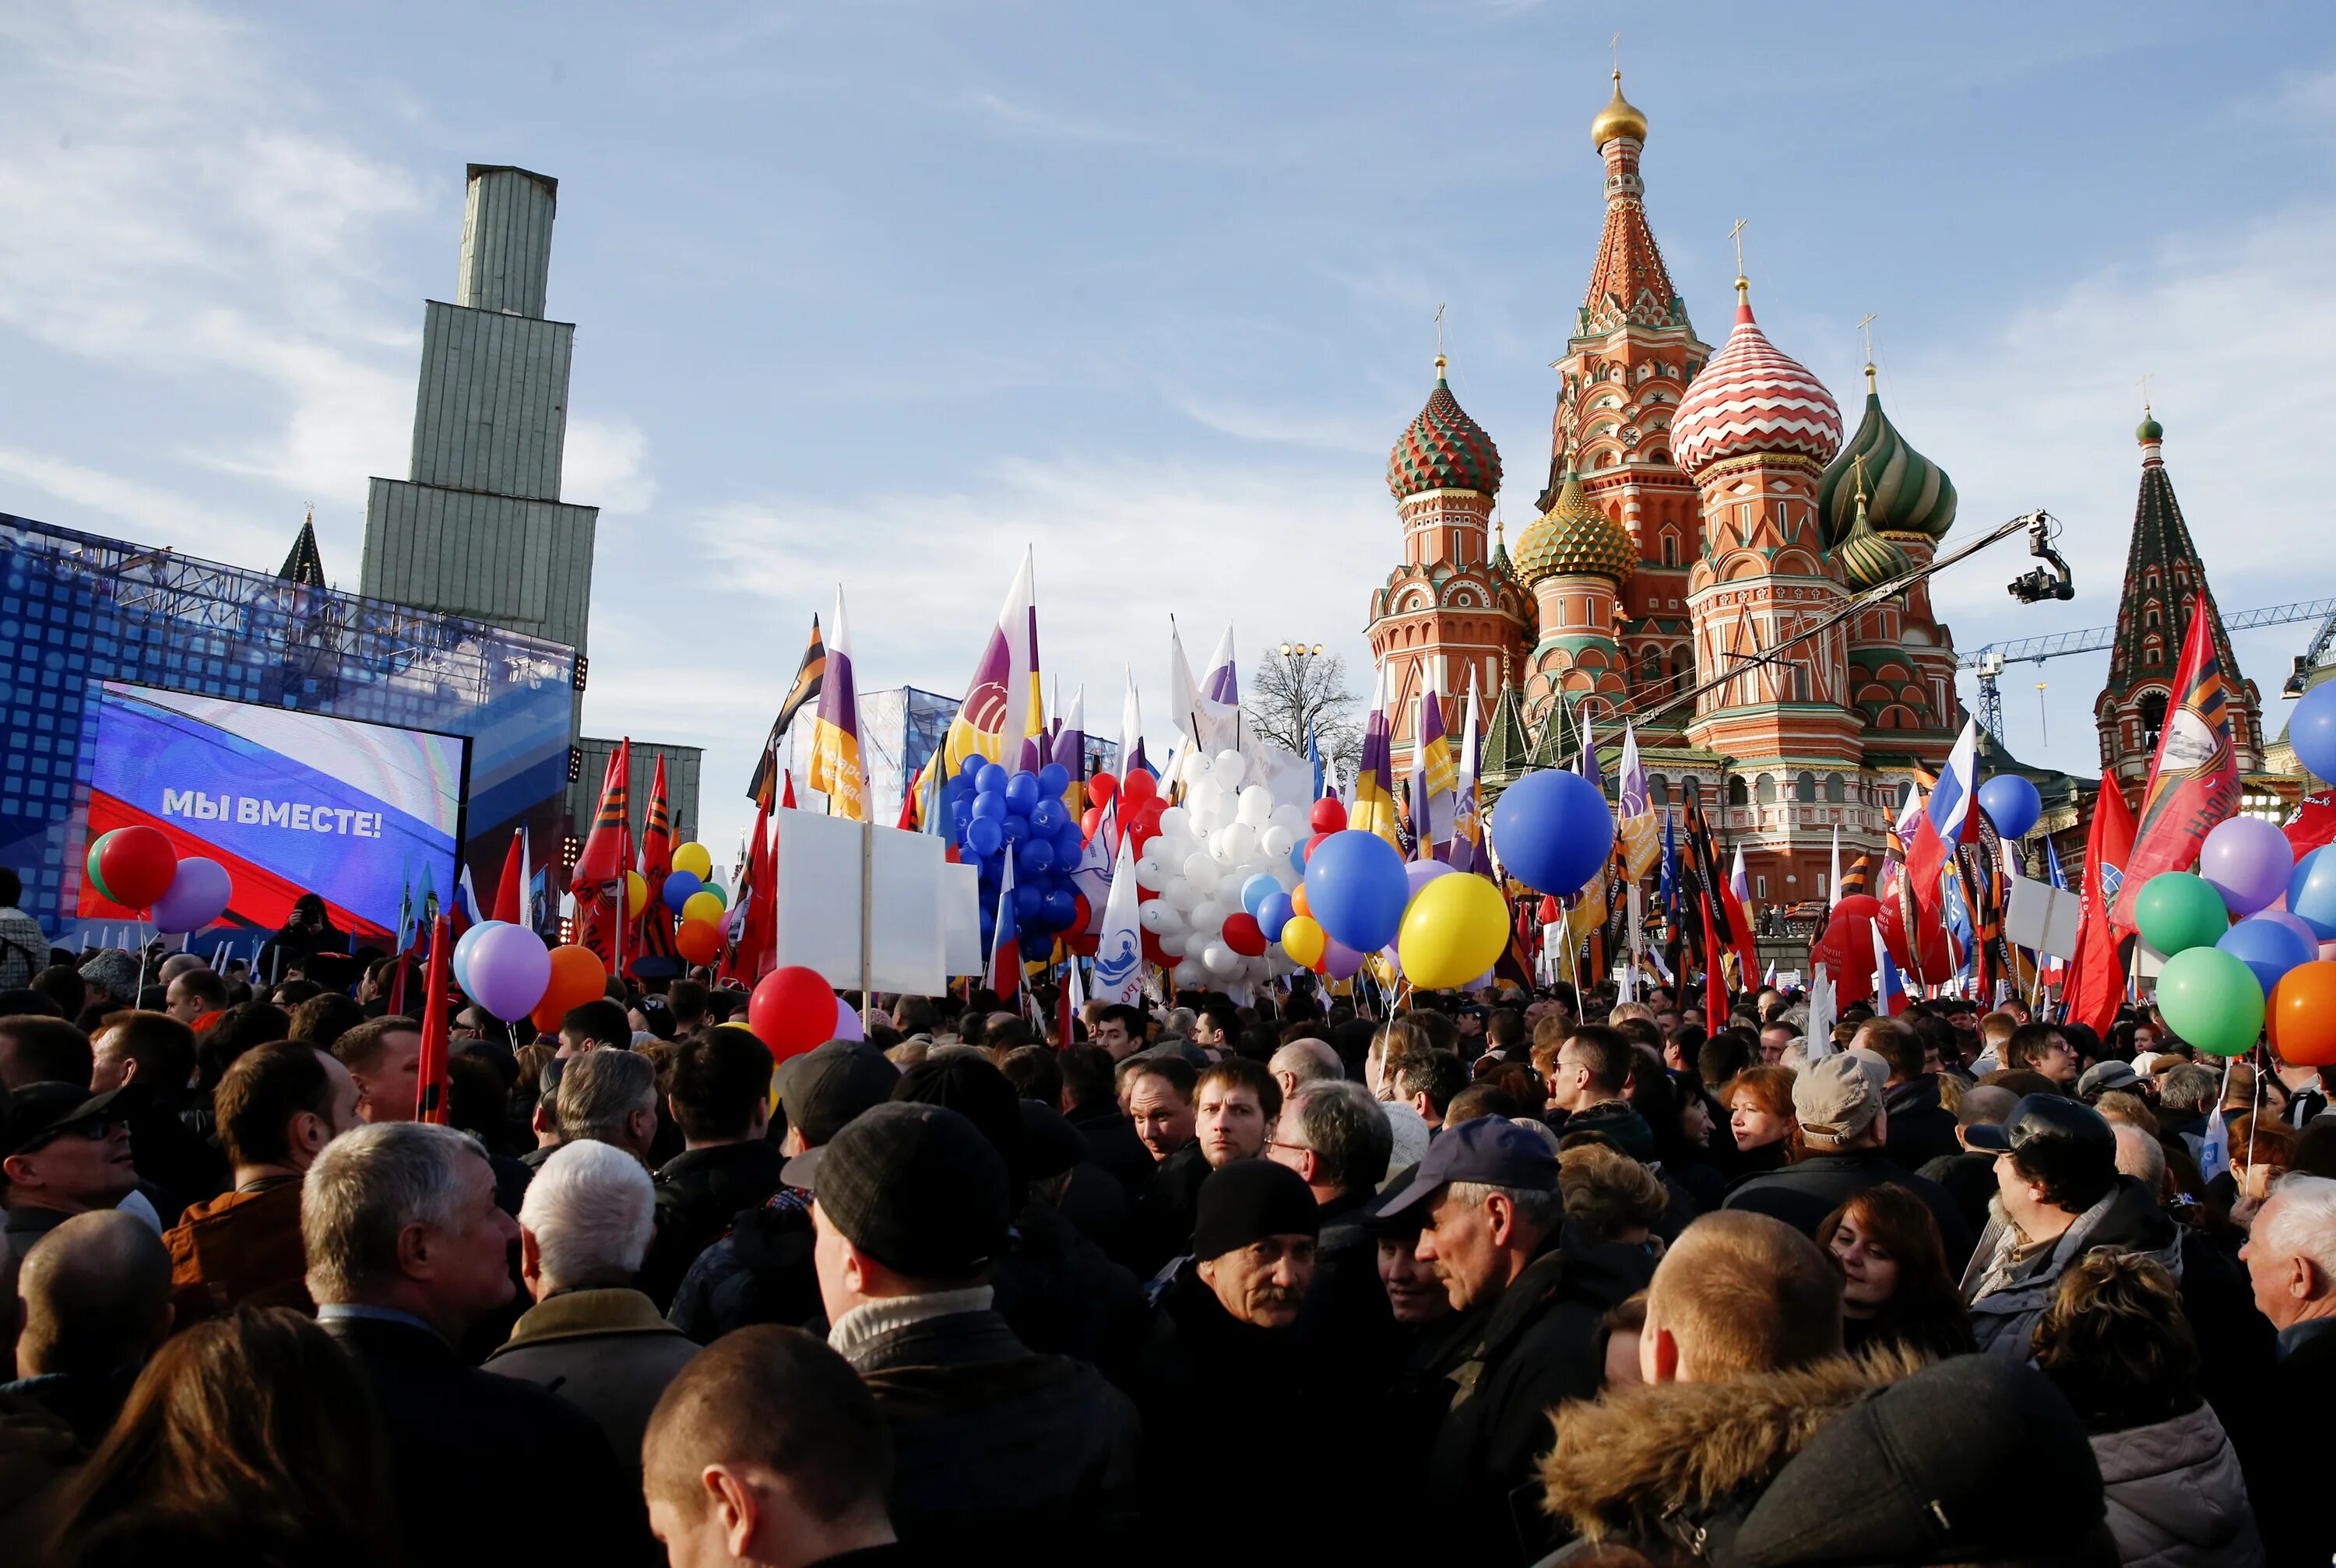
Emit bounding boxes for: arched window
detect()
[1662,533,1678,567]
[2140,691,2169,754]
[1795,771,1817,803]
[1647,773,1670,806]
[1727,776,1749,807]
[1824,772,1845,803]
[1641,649,1662,684]
[1754,774,1778,805]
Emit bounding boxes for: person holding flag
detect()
[806,588,867,821]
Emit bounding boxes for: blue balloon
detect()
[952,800,971,831]
[1014,883,1045,921]
[1038,761,1071,798]
[662,869,704,915]
[976,761,1009,795]
[1041,888,1078,929]
[1304,829,1412,953]
[2218,916,2317,996]
[1004,771,1041,814]
[1240,873,1279,918]
[1289,838,1308,873]
[1976,775,2042,840]
[1017,838,1056,876]
[965,816,1004,857]
[961,754,987,780]
[452,919,507,997]
[2292,846,2336,939]
[2294,683,2336,785]
[1054,818,1085,855]
[1001,814,1029,844]
[1257,891,1294,941]
[1488,770,1617,895]
[971,792,1006,821]
[1030,798,1068,835]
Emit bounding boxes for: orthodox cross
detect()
[1435,302,1447,359]
[1728,218,1749,276]
[2137,371,2155,412]
[1856,313,1877,364]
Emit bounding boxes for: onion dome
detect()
[1816,366,1958,545]
[1514,464,1635,587]
[1387,355,1503,500]
[1591,70,1648,149]
[2137,409,2164,443]
[1672,282,1843,477]
[1834,487,1912,593]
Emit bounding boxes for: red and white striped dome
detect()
[1672,287,1842,476]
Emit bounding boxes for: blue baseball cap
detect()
[1369,1114,1560,1217]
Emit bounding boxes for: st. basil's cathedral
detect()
[1366,71,1967,914]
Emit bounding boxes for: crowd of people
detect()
[1,889,2333,1566]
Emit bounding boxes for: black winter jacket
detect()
[1881,1074,1961,1171]
[1726,1150,1974,1271]
[641,1138,791,1309]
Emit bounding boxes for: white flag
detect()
[1091,831,1145,1007]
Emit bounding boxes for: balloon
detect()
[1488,771,1617,896]
[1396,872,1511,990]
[1121,769,1158,810]
[675,919,722,965]
[1212,751,1247,788]
[1182,853,1221,892]
[1140,902,1182,934]
[543,944,607,1016]
[2199,816,2295,916]
[1810,905,1878,1007]
[971,791,1007,822]
[1280,914,1327,967]
[2257,909,2322,951]
[1975,775,2042,840]
[1001,814,1029,846]
[1038,761,1071,798]
[1041,888,1078,930]
[1303,830,1412,954]
[681,890,726,928]
[452,919,508,998]
[2153,945,2264,1058]
[975,762,1008,796]
[2218,916,2317,997]
[624,871,649,919]
[1016,838,1056,876]
[966,816,1004,857]
[663,869,705,915]
[150,857,231,933]
[1404,859,1456,903]
[1832,894,1884,923]
[1134,855,1168,891]
[749,966,846,1062]
[1259,824,1294,858]
[1031,798,1068,834]
[1303,831,1333,864]
[702,883,729,910]
[466,923,553,1020]
[92,824,177,910]
[1089,773,1118,807]
[1004,772,1041,814]
[1321,937,1365,980]
[830,997,864,1042]
[1290,883,1312,919]
[1310,798,1347,833]
[1222,912,1268,957]
[2133,872,2229,956]
[82,830,121,904]
[2293,847,2336,940]
[2292,682,2336,783]
[1257,891,1294,942]
[1237,873,1277,918]
[671,842,714,881]
[2270,962,2336,1066]
[1879,893,1952,979]
[1081,805,1105,842]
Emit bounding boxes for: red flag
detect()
[631,754,681,978]
[2109,600,2243,928]
[781,769,797,811]
[572,741,632,974]
[414,915,452,1124]
[2286,791,2336,859]
[2066,772,2139,1035]
[492,830,526,926]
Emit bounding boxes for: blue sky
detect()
[2,0,2333,860]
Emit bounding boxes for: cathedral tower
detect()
[2094,410,2264,795]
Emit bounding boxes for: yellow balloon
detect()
[681,890,726,928]
[1396,872,1511,990]
[624,870,649,919]
[672,842,713,881]
[1279,914,1326,968]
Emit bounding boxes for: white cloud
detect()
[565,416,659,515]
[0,442,284,564]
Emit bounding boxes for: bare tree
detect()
[1244,645,1363,776]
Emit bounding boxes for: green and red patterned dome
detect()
[1388,356,1503,500]
[1817,368,1957,546]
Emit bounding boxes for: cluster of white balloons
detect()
[1131,747,1309,987]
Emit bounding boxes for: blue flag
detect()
[1659,812,1681,925]
[1308,724,1325,803]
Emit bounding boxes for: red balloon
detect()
[1811,909,1877,1006]
[1310,798,1347,833]
[1879,895,1952,981]
[97,824,178,911]
[1222,912,1267,957]
[1130,803,1164,846]
[675,919,722,965]
[1120,769,1158,810]
[1081,805,1106,842]
[1088,772,1118,807]
[748,965,845,1063]
[1303,831,1332,864]
[1832,894,1883,923]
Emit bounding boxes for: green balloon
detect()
[84,830,119,905]
[2155,945,2264,1058]
[2134,871,2230,956]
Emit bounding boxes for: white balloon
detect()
[1173,958,1204,986]
[1165,876,1200,912]
[1183,751,1214,786]
[1189,900,1226,936]
[1212,750,1247,787]
[1237,785,1272,826]
[1268,804,1306,835]
[1201,941,1239,976]
[1219,822,1258,863]
[1158,930,1188,958]
[1181,853,1220,891]
[1259,824,1294,858]
[1139,902,1182,935]
[1187,782,1227,831]
[1134,856,1168,891]
[1156,805,1192,839]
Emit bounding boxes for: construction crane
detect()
[2285,605,2336,697]
[1958,595,2336,735]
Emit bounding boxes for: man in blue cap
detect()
[1371,1115,1655,1566]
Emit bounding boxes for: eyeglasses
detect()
[1265,1138,1314,1156]
[26,1117,121,1152]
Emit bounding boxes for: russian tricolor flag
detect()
[1903,719,1979,926]
[1872,920,1909,1017]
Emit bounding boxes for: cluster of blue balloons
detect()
[951,758,1084,951]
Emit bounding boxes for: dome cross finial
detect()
[1858,312,1878,392]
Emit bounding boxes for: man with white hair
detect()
[2110,1122,2167,1199]
[2241,1174,2336,1564]
[486,1139,698,1485]
[306,1122,647,1568]
[1268,1037,1342,1106]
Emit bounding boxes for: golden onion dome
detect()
[1591,71,1648,149]
[1515,467,1635,588]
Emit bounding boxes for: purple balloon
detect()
[2199,816,2295,916]
[1403,860,1455,902]
[832,997,865,1042]
[1321,937,1365,981]
[465,923,551,1021]
[2257,909,2321,949]
[150,857,232,933]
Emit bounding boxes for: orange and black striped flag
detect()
[1837,853,1872,898]
[750,617,825,808]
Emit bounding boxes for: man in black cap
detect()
[2,1082,142,1262]
[1377,1115,1653,1565]
[796,1101,1139,1553]
[666,1039,897,1341]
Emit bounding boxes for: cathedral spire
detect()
[1579,72,1686,336]
[279,508,326,589]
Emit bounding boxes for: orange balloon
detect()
[544,944,607,1013]
[675,919,722,965]
[2270,961,2336,1067]
[530,999,565,1035]
[1290,883,1312,919]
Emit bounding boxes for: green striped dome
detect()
[1835,493,1912,592]
[1818,378,1957,545]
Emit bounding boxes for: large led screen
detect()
[79,682,467,944]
